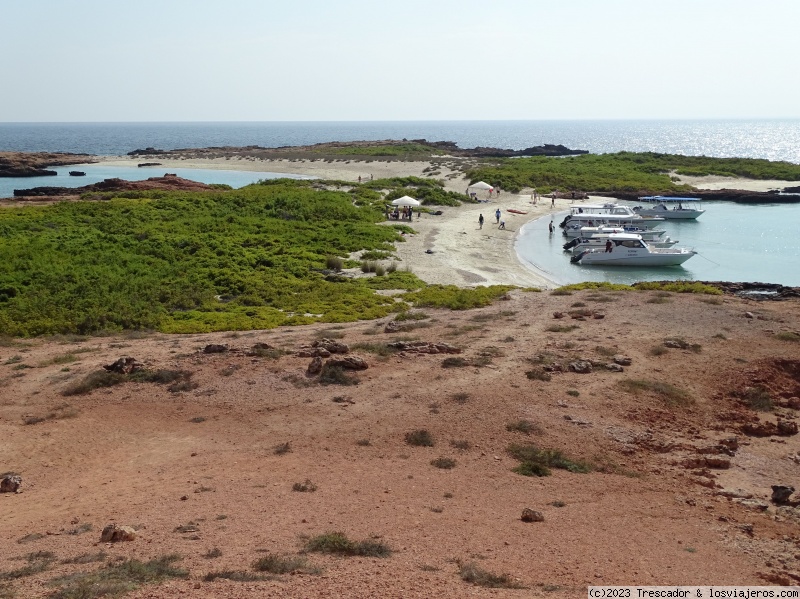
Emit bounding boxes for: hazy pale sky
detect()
[2,0,798,122]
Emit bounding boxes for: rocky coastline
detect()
[126,139,589,159]
[0,151,96,177]
[12,174,214,197]
[597,188,800,204]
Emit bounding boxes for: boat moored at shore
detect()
[569,233,696,266]
[634,196,705,219]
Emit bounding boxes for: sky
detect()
[1,0,798,122]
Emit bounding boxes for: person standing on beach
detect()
[495,208,501,224]
[478,214,484,229]
[358,175,362,183]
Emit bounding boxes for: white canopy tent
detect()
[391,195,420,207]
[468,181,493,190]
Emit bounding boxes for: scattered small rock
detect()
[103,357,143,374]
[771,485,795,505]
[313,339,349,354]
[100,524,137,543]
[568,360,593,374]
[307,356,323,375]
[716,488,753,500]
[553,312,565,319]
[521,508,544,522]
[388,341,461,354]
[606,363,624,372]
[326,356,368,370]
[613,355,632,366]
[203,344,228,354]
[0,474,22,493]
[744,312,755,319]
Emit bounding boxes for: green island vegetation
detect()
[312,142,445,158]
[466,151,800,193]
[0,179,508,337]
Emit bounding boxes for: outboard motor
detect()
[570,250,590,264]
[559,215,570,229]
[563,238,580,251]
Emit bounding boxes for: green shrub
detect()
[405,429,434,447]
[303,532,392,557]
[430,457,456,469]
[457,561,524,589]
[252,554,317,574]
[508,443,592,475]
[617,379,693,407]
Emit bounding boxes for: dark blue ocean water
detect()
[2,120,800,163]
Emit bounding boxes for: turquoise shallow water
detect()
[516,201,800,287]
[0,163,309,198]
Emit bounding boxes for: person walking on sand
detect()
[495,208,501,224]
[478,213,484,229]
[499,220,505,230]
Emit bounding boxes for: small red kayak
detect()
[507,209,528,214]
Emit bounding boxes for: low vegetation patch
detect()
[303,532,392,558]
[50,554,187,599]
[318,363,360,385]
[776,331,800,342]
[735,386,773,412]
[525,368,552,382]
[403,284,514,310]
[405,429,434,447]
[457,561,525,589]
[546,324,579,333]
[508,443,593,476]
[505,419,540,435]
[430,457,457,469]
[252,553,318,575]
[617,378,693,407]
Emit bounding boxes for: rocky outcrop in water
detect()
[597,188,800,204]
[13,174,214,197]
[0,152,95,177]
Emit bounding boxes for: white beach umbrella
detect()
[391,195,421,206]
[468,181,493,190]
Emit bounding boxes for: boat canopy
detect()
[638,196,701,202]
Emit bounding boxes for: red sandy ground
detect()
[1,289,799,598]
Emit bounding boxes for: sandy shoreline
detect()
[99,155,566,289]
[93,155,798,291]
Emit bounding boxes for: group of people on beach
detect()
[387,205,415,221]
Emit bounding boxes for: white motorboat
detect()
[560,203,664,231]
[634,196,705,219]
[569,233,696,266]
[564,232,678,253]
[563,225,675,244]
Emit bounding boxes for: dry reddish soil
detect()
[2,290,800,598]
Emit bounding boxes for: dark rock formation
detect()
[104,357,143,374]
[0,151,95,177]
[14,174,215,197]
[137,162,162,167]
[69,171,86,176]
[597,188,800,204]
[127,147,168,156]
[1,474,22,493]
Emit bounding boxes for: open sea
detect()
[1,119,799,286]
